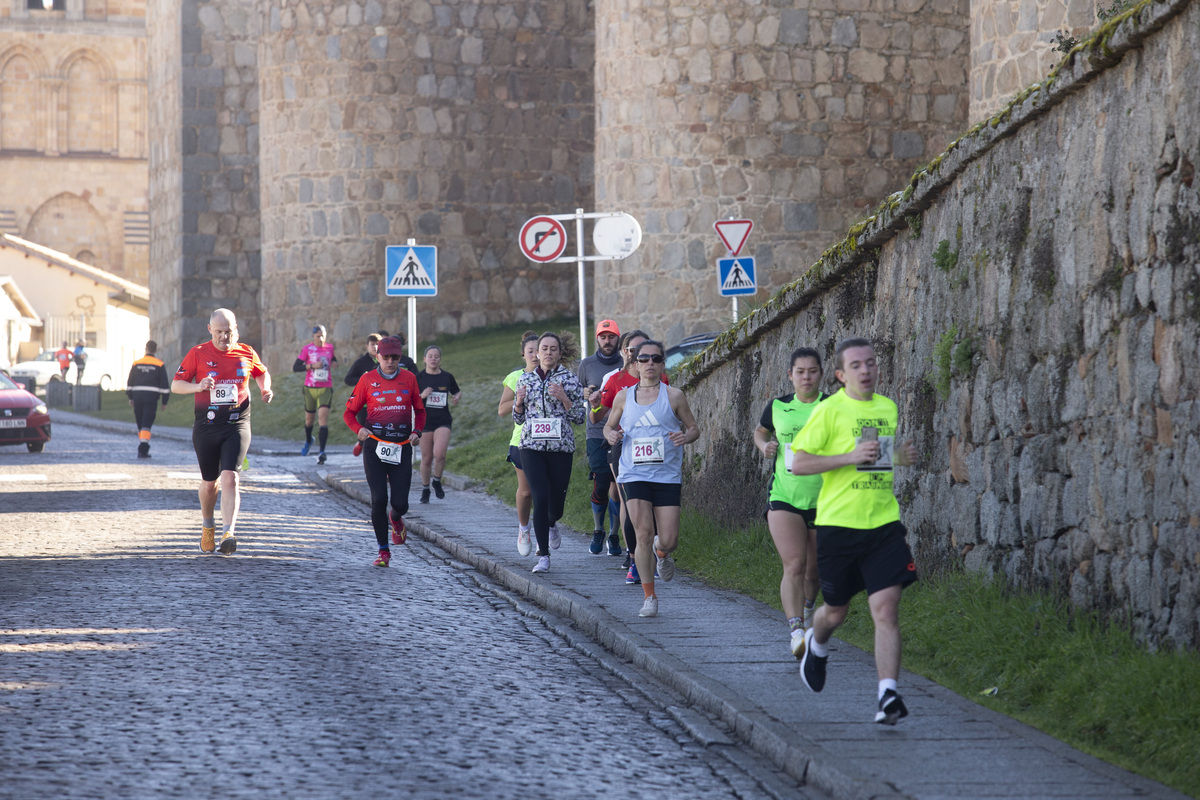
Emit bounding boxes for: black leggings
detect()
[363,439,413,549]
[519,449,573,556]
[133,397,159,431]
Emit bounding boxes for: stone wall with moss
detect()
[679,0,1199,649]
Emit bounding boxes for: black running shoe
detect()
[875,689,908,725]
[607,533,623,556]
[589,530,605,554]
[798,629,826,692]
[420,487,431,504]
[432,479,445,499]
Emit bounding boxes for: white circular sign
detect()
[519,216,568,263]
[592,214,642,258]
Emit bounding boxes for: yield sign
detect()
[713,218,753,256]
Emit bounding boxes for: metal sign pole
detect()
[733,297,738,323]
[575,208,587,358]
[406,238,418,362]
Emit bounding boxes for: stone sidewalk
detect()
[53,411,1187,800]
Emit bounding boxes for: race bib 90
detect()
[529,418,562,440]
[427,391,448,408]
[376,441,403,464]
[631,436,665,465]
[211,383,237,405]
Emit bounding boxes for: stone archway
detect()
[25,192,113,273]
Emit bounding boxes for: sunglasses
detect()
[635,354,664,364]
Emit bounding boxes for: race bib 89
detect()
[211,383,237,405]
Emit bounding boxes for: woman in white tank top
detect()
[604,340,700,619]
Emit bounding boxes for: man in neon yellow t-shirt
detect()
[790,337,920,725]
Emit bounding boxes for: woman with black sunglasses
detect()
[603,340,699,618]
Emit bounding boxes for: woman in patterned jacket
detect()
[513,331,585,574]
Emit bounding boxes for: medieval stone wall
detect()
[968,0,1095,122]
[255,0,594,368]
[592,0,971,346]
[680,0,1199,648]
[147,0,262,365]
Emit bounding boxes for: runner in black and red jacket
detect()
[343,336,426,567]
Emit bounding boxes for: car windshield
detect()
[36,352,58,362]
[0,373,19,390]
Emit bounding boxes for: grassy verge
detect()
[77,319,1199,796]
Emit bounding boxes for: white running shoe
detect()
[638,596,659,617]
[532,555,550,573]
[548,524,561,550]
[517,526,532,556]
[791,628,806,660]
[654,535,675,581]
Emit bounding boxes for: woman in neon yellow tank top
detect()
[497,331,540,555]
[753,347,827,660]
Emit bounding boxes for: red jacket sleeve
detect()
[343,376,367,433]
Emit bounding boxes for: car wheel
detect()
[99,374,112,391]
[27,441,44,453]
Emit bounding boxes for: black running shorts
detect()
[192,421,251,482]
[620,480,681,507]
[815,521,917,607]
[767,501,816,526]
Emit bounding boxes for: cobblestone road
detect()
[0,423,812,799]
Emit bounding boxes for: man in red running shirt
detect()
[172,308,273,555]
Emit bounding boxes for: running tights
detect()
[362,441,413,549]
[519,449,573,556]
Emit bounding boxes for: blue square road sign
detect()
[386,246,438,297]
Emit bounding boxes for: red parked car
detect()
[0,371,51,452]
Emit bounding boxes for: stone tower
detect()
[148,0,263,361]
[255,0,595,366]
[593,0,972,344]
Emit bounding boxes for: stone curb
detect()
[317,467,907,800]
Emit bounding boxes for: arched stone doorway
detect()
[25,193,114,274]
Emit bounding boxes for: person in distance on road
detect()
[513,331,585,574]
[790,337,919,725]
[171,308,273,555]
[126,340,171,459]
[416,345,461,503]
[604,339,699,618]
[343,335,425,568]
[753,347,827,659]
[54,341,72,380]
[497,331,540,556]
[293,324,338,464]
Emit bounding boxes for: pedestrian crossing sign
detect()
[385,245,438,296]
[717,257,756,296]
